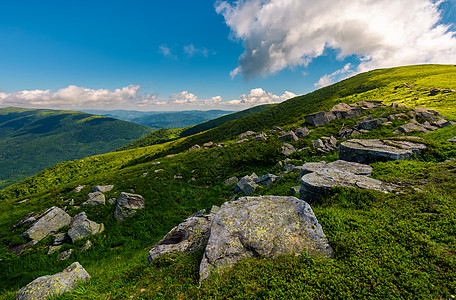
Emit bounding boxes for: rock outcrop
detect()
[199,196,334,281]
[16,262,90,300]
[114,192,146,222]
[21,207,71,245]
[300,164,395,202]
[82,191,105,207]
[67,212,104,243]
[339,139,426,163]
[147,208,215,264]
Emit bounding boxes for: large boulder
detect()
[147,209,215,264]
[114,192,146,222]
[15,262,90,300]
[82,191,105,207]
[67,212,104,243]
[300,165,395,201]
[199,196,334,281]
[339,139,426,163]
[299,160,372,179]
[21,207,71,245]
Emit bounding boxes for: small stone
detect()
[142,172,148,177]
[52,233,68,246]
[74,185,85,193]
[92,185,114,193]
[58,249,73,261]
[81,240,93,252]
[281,143,297,156]
[82,191,106,207]
[154,169,164,173]
[174,174,183,179]
[203,141,214,148]
[448,137,456,143]
[47,245,63,255]
[279,131,299,142]
[189,144,201,151]
[294,127,310,138]
[152,162,161,165]
[224,177,239,186]
[238,131,257,140]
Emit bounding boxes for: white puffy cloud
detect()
[227,88,296,105]
[314,63,354,88]
[216,0,456,80]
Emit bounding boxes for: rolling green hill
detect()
[0,107,152,189]
[0,65,455,299]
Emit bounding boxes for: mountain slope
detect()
[0,107,152,188]
[0,65,455,299]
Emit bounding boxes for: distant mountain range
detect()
[0,107,152,188]
[81,109,235,129]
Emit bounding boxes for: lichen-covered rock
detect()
[67,212,104,243]
[92,185,114,193]
[15,262,90,300]
[300,166,395,201]
[114,192,146,222]
[21,207,71,245]
[339,139,426,163]
[234,174,259,195]
[52,233,68,246]
[224,176,239,186]
[281,143,296,156]
[199,196,334,281]
[394,123,430,134]
[58,249,73,261]
[82,191,105,207]
[299,160,372,184]
[147,212,213,264]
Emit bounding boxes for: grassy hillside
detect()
[0,65,455,299]
[0,107,152,189]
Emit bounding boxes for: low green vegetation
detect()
[0,65,455,299]
[0,107,152,189]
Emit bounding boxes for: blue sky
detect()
[0,0,455,111]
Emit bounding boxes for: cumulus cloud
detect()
[216,0,456,80]
[226,88,296,105]
[184,44,216,57]
[314,63,354,88]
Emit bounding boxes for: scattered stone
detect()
[255,174,281,186]
[234,174,259,195]
[300,165,395,202]
[199,196,334,281]
[148,212,213,264]
[166,154,176,158]
[189,144,201,151]
[15,262,90,300]
[114,192,146,222]
[154,169,164,173]
[250,132,268,141]
[58,249,73,261]
[174,175,183,179]
[273,126,285,133]
[18,199,29,204]
[108,198,116,204]
[92,185,114,193]
[224,177,239,186]
[356,117,388,131]
[21,207,72,245]
[68,199,75,206]
[74,185,85,193]
[279,130,299,142]
[47,245,63,255]
[238,131,257,140]
[281,143,297,156]
[294,127,310,138]
[203,141,214,148]
[448,137,456,143]
[152,161,161,165]
[339,139,426,163]
[304,111,337,127]
[289,186,301,195]
[312,136,338,153]
[52,233,68,246]
[394,123,429,134]
[67,212,104,243]
[142,172,148,177]
[81,240,93,252]
[13,212,40,229]
[82,191,105,207]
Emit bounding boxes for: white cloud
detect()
[314,63,354,88]
[216,0,456,79]
[183,44,216,57]
[227,88,296,105]
[158,44,176,58]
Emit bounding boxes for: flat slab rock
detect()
[15,262,90,300]
[199,196,334,281]
[300,165,395,202]
[21,207,71,245]
[299,160,373,178]
[339,139,426,163]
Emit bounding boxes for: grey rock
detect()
[273,126,285,132]
[300,166,395,202]
[67,212,104,243]
[312,139,325,149]
[289,186,301,195]
[189,144,201,151]
[327,160,373,176]
[279,130,299,142]
[448,137,456,143]
[304,111,337,126]
[394,123,429,134]
[15,262,90,300]
[251,132,268,141]
[294,127,310,138]
[47,245,63,255]
[52,233,68,246]
[356,101,386,109]
[281,143,297,156]
[199,196,334,281]
[81,240,92,252]
[339,139,426,163]
[21,207,71,245]
[108,198,116,204]
[356,118,387,131]
[238,131,256,140]
[82,191,105,207]
[255,174,281,186]
[224,176,239,186]
[234,175,259,195]
[13,212,40,229]
[74,185,85,193]
[114,192,146,222]
[203,141,214,148]
[92,185,114,193]
[148,213,212,264]
[58,249,73,261]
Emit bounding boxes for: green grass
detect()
[1,65,456,299]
